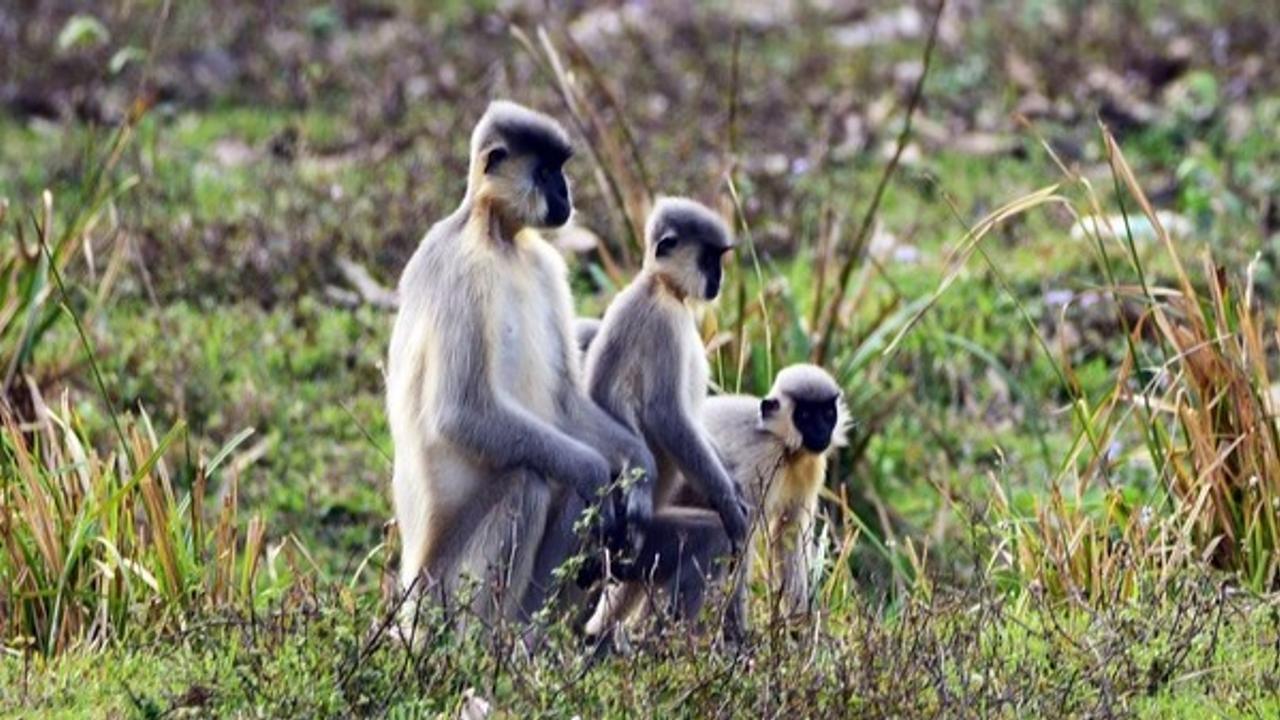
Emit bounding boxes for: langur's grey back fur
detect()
[573,317,601,356]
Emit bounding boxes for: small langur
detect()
[583,197,749,636]
[386,100,655,625]
[694,364,849,617]
[588,365,848,637]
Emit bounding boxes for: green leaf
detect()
[57,14,110,52]
[206,427,256,479]
[109,46,146,74]
[305,6,341,37]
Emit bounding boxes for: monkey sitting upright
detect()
[692,364,849,618]
[582,197,750,636]
[587,364,848,637]
[386,100,655,627]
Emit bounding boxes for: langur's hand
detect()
[594,486,620,548]
[624,484,653,555]
[715,493,750,554]
[568,446,616,535]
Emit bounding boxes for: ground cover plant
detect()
[2,0,1279,717]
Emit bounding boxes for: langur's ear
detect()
[760,397,781,419]
[483,145,509,174]
[655,233,679,258]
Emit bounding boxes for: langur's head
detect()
[468,100,574,230]
[757,364,849,454]
[644,197,734,301]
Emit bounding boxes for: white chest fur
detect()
[493,256,561,421]
[681,310,709,415]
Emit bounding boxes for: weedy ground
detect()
[2,1,1279,717]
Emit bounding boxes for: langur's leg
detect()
[520,486,594,623]
[772,502,815,617]
[398,457,505,639]
[584,582,646,638]
[454,470,550,622]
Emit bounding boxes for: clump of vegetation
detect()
[979,130,1280,600]
[0,139,295,656]
[0,400,289,655]
[7,563,1274,716]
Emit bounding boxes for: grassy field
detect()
[2,1,1279,717]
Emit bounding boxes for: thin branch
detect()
[813,0,947,365]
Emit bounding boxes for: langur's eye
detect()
[485,147,508,174]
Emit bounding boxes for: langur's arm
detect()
[562,374,658,494]
[563,391,656,549]
[640,325,748,546]
[556,306,658,488]
[562,385,654,474]
[560,309,657,543]
[430,297,609,502]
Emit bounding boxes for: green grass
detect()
[30,298,392,575]
[4,582,1274,718]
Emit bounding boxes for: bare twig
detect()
[336,257,399,310]
[509,25,635,278]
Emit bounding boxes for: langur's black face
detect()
[535,158,572,228]
[791,396,839,453]
[653,235,731,300]
[698,243,728,300]
[648,200,734,300]
[482,122,574,230]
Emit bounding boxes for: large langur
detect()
[386,100,655,624]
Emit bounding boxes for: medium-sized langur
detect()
[587,365,848,637]
[584,197,748,533]
[386,100,655,627]
[583,197,750,637]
